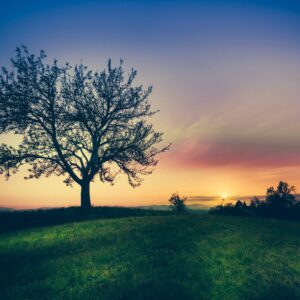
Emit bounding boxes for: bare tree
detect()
[0,46,169,208]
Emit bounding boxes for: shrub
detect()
[169,193,187,212]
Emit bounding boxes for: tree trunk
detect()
[81,181,91,209]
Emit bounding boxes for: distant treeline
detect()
[211,181,300,221]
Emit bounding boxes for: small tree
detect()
[234,200,244,208]
[0,46,169,208]
[250,196,261,208]
[169,193,187,212]
[266,181,296,209]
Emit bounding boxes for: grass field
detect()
[0,212,300,299]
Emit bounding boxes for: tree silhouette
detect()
[266,181,296,209]
[169,193,187,212]
[0,46,169,208]
[250,196,261,208]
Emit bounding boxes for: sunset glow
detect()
[221,193,228,200]
[1,0,300,209]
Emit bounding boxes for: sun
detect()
[221,193,228,200]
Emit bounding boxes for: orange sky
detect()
[2,134,300,209]
[1,54,300,208]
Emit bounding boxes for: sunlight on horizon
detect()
[1,0,300,209]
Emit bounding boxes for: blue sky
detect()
[1,0,300,62]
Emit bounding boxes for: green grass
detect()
[0,213,300,299]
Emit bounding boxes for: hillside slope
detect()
[0,214,300,299]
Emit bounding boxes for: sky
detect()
[1,0,300,208]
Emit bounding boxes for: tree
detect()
[169,193,187,212]
[250,196,261,208]
[0,46,169,208]
[234,200,244,208]
[266,181,296,209]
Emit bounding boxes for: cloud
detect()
[187,195,261,203]
[187,195,217,202]
[166,113,300,169]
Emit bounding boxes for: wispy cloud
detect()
[166,112,300,169]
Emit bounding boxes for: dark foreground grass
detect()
[0,206,171,233]
[0,213,300,299]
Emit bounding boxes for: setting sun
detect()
[221,193,228,200]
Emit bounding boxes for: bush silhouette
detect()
[169,193,187,212]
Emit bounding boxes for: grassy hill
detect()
[0,212,300,299]
[0,206,171,233]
